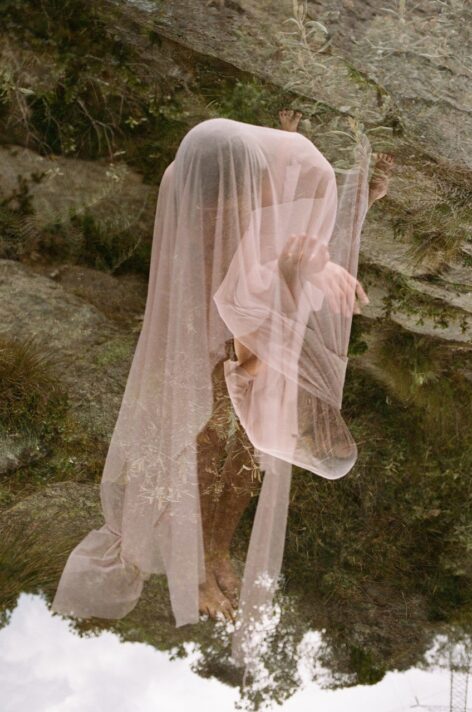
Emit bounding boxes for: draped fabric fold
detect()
[51,117,372,671]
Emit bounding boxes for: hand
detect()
[277,233,329,289]
[310,260,370,316]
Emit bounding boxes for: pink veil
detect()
[51,117,372,668]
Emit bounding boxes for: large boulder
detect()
[0,259,139,440]
[0,144,155,236]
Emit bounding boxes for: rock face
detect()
[0,144,155,237]
[0,259,139,440]
[1,481,102,539]
[144,0,472,167]
[0,0,469,467]
[112,0,472,349]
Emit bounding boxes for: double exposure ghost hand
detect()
[309,261,370,316]
[277,233,329,299]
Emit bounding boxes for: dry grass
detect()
[0,333,68,432]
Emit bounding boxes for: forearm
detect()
[232,264,303,374]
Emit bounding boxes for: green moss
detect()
[71,211,150,274]
[2,0,155,159]
[203,76,289,127]
[93,337,134,368]
[363,263,465,334]
[0,174,38,260]
[35,210,151,275]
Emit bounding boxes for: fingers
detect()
[340,278,369,316]
[355,279,370,304]
[343,278,353,317]
[306,255,370,317]
[284,233,302,258]
[332,269,368,317]
[325,268,364,317]
[343,277,369,317]
[324,284,340,314]
[286,234,329,275]
[325,264,352,316]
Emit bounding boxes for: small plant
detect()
[204,76,289,128]
[0,333,68,435]
[283,1,331,53]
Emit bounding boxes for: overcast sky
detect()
[0,593,459,712]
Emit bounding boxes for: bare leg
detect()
[207,421,262,608]
[196,355,262,619]
[196,360,237,621]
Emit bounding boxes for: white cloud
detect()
[0,593,459,712]
[0,593,238,712]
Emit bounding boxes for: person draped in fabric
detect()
[51,109,394,669]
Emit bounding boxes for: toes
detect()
[223,602,236,622]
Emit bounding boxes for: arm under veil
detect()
[50,117,372,676]
[213,133,371,481]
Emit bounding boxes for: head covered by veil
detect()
[51,117,372,667]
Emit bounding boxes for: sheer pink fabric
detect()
[51,117,372,667]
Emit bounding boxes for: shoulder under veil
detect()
[51,117,372,669]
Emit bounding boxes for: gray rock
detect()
[0,259,137,439]
[0,144,155,236]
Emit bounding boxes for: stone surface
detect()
[0,259,138,439]
[0,144,155,235]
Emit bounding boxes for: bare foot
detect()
[369,152,395,204]
[210,553,241,609]
[279,108,303,132]
[199,569,236,622]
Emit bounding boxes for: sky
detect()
[0,592,463,712]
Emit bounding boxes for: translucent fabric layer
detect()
[51,117,372,669]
